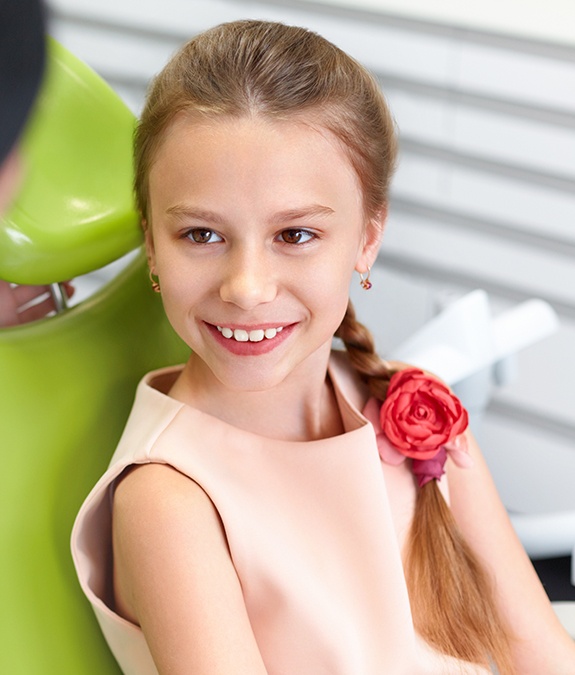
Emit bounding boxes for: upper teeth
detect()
[217,326,283,342]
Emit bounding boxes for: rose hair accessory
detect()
[363,368,472,487]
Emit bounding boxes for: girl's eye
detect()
[186,228,222,244]
[279,229,315,245]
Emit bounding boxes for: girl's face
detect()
[146,115,382,392]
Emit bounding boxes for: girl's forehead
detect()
[153,114,360,190]
[159,111,344,154]
[145,112,370,227]
[162,119,352,174]
[146,114,366,230]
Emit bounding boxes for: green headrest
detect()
[0,38,141,285]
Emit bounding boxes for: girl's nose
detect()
[219,250,277,310]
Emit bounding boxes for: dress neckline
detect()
[142,350,372,442]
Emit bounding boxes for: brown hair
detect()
[134,19,513,671]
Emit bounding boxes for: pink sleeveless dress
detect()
[71,351,491,674]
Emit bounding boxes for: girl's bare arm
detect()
[112,463,268,675]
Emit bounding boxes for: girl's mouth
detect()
[206,322,294,355]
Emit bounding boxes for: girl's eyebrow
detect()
[165,205,226,225]
[165,203,334,225]
[269,204,335,224]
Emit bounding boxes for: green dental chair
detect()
[0,40,188,674]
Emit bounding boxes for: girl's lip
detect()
[204,321,295,355]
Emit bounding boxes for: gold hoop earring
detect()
[359,267,372,290]
[149,269,161,293]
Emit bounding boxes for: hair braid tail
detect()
[405,483,515,673]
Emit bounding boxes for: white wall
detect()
[312,0,575,47]
[47,0,575,517]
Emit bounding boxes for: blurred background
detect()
[45,0,575,586]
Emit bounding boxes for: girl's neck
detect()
[169,349,344,442]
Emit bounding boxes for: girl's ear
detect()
[355,205,387,274]
[143,219,156,271]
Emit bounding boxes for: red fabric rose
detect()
[379,368,468,461]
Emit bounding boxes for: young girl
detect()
[72,20,575,674]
